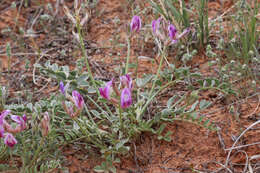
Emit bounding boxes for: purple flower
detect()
[130,15,141,32]
[60,81,66,95]
[22,114,27,123]
[99,81,113,100]
[120,74,133,90]
[152,17,161,35]
[0,110,11,138]
[72,91,84,110]
[4,133,17,148]
[11,114,27,130]
[120,88,132,109]
[168,24,178,43]
[1,110,11,118]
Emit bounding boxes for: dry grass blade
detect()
[225,120,260,167]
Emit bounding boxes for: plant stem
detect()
[73,118,103,149]
[139,46,168,118]
[140,80,176,118]
[198,86,228,95]
[0,145,7,158]
[6,43,11,75]
[148,46,166,98]
[76,23,98,94]
[29,137,44,168]
[125,35,131,74]
[76,22,113,116]
[119,107,123,129]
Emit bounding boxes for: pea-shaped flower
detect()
[4,133,17,148]
[120,74,133,90]
[152,17,161,35]
[41,112,50,137]
[72,90,84,110]
[168,24,178,44]
[121,88,132,109]
[60,81,66,95]
[130,15,141,32]
[99,80,113,100]
[168,24,190,44]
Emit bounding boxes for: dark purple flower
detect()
[120,88,132,109]
[120,74,133,90]
[22,114,27,123]
[168,24,178,43]
[4,133,17,148]
[60,81,66,95]
[99,81,113,100]
[130,15,141,32]
[72,90,84,110]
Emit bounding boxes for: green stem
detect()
[148,46,167,98]
[20,133,27,171]
[198,86,228,95]
[140,80,176,117]
[85,94,113,119]
[0,145,7,158]
[73,118,103,148]
[76,23,98,94]
[125,36,131,74]
[76,23,113,117]
[119,107,123,129]
[8,56,11,75]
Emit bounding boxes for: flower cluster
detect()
[130,15,190,44]
[0,110,27,147]
[60,82,85,118]
[99,74,133,109]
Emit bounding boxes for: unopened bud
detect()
[252,57,259,63]
[41,112,50,136]
[230,60,235,65]
[248,50,254,57]
[242,64,247,70]
[191,50,197,56]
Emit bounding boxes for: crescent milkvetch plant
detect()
[53,10,219,172]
